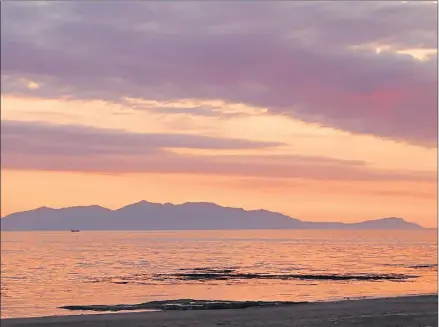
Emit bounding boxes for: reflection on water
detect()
[1,230,437,318]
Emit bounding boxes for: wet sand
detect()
[2,295,437,327]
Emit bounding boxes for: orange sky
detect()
[1,1,437,227]
[1,95,437,227]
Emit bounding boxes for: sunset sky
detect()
[1,1,437,227]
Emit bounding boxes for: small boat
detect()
[70,229,80,232]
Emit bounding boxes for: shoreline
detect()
[2,295,437,327]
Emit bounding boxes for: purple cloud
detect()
[2,2,437,146]
[1,120,435,182]
[1,120,283,155]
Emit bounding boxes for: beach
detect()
[2,295,437,327]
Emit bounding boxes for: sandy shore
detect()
[2,295,437,327]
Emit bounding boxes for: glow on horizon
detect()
[1,169,437,228]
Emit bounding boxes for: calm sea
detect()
[1,230,437,318]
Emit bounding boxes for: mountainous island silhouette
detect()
[1,200,424,231]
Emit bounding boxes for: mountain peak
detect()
[117,200,156,210]
[134,200,150,205]
[365,217,406,223]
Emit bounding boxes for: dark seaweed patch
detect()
[179,267,237,274]
[156,269,416,282]
[85,267,417,285]
[60,299,307,312]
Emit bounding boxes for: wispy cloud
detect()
[1,120,284,154]
[2,120,435,182]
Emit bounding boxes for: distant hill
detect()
[0,201,424,231]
